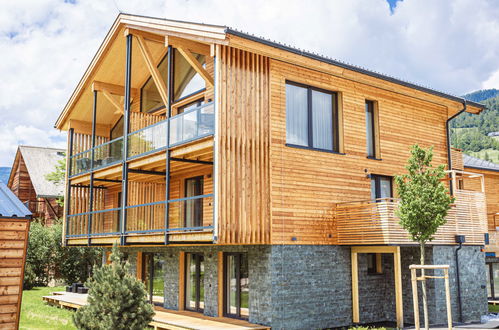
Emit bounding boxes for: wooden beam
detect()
[217,251,224,317]
[125,27,165,44]
[351,251,359,323]
[178,251,185,311]
[101,90,123,115]
[167,36,211,56]
[135,34,169,107]
[375,253,382,274]
[68,119,110,138]
[136,252,143,281]
[351,246,398,254]
[393,246,404,329]
[177,47,214,87]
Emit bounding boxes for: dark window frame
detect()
[184,252,204,312]
[285,80,340,152]
[223,253,248,320]
[365,100,377,158]
[370,174,393,200]
[183,176,204,228]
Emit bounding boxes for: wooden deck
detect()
[42,292,269,330]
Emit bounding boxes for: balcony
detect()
[69,102,214,178]
[334,171,488,245]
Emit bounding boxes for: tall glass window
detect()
[185,253,204,312]
[140,54,169,113]
[365,100,376,158]
[285,82,338,151]
[184,176,203,228]
[224,253,249,319]
[174,49,206,101]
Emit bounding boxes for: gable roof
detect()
[0,181,31,219]
[55,13,484,129]
[463,154,499,172]
[8,146,65,198]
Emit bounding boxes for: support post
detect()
[444,268,452,330]
[121,34,132,246]
[164,45,172,245]
[88,91,97,246]
[411,268,420,330]
[351,250,359,324]
[64,128,74,245]
[394,246,404,328]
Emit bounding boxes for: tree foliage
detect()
[73,245,154,330]
[24,220,102,289]
[395,145,455,245]
[45,156,66,206]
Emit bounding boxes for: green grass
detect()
[489,304,499,313]
[19,286,76,330]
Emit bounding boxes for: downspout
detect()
[455,241,463,323]
[445,99,467,195]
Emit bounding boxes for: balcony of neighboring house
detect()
[334,170,488,245]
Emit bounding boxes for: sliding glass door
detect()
[142,253,165,306]
[224,253,249,319]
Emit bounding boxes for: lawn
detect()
[19,286,76,330]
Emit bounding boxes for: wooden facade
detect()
[55,14,487,249]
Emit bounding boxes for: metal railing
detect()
[66,208,121,238]
[69,102,214,177]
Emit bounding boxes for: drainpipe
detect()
[455,241,463,323]
[445,99,467,195]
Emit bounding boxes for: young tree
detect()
[395,145,454,329]
[73,245,154,330]
[45,156,66,206]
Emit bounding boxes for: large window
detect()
[224,253,249,319]
[173,49,206,102]
[185,253,204,312]
[365,100,378,158]
[285,82,338,152]
[370,175,392,201]
[184,176,204,228]
[142,253,165,306]
[141,54,168,113]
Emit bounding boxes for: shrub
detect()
[73,245,154,330]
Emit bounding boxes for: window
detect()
[141,54,169,113]
[365,100,378,158]
[184,176,204,227]
[370,175,392,201]
[367,253,383,275]
[142,253,165,305]
[185,253,204,312]
[174,49,206,101]
[286,82,338,152]
[224,253,249,319]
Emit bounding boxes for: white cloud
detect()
[0,0,498,166]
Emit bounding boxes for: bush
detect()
[73,245,154,330]
[24,219,102,288]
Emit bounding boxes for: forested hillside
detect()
[451,89,499,163]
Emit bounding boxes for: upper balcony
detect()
[334,170,488,245]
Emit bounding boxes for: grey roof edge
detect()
[0,182,32,219]
[225,28,485,110]
[464,165,499,173]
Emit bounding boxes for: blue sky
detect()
[0,0,499,166]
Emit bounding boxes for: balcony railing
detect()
[334,190,488,245]
[65,194,213,240]
[69,102,214,178]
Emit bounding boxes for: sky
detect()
[1,0,499,166]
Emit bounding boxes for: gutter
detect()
[445,100,467,195]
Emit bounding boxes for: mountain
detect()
[451,89,499,164]
[0,167,11,183]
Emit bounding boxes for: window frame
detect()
[370,174,393,201]
[184,252,204,312]
[365,100,377,158]
[285,80,340,153]
[183,176,204,228]
[223,252,249,320]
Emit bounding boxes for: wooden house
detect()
[0,181,32,330]
[55,14,490,328]
[7,146,64,224]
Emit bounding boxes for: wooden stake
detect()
[411,268,420,330]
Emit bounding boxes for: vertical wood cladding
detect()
[269,59,449,245]
[217,46,271,244]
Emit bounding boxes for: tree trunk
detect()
[420,242,429,330]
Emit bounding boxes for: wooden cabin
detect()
[0,181,32,330]
[7,146,64,224]
[55,14,490,328]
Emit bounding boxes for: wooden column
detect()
[178,251,185,310]
[393,246,404,328]
[351,250,359,323]
[217,251,224,317]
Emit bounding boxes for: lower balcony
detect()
[65,194,214,245]
[334,189,488,246]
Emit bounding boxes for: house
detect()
[55,14,489,328]
[0,181,32,330]
[7,146,65,224]
[463,154,499,299]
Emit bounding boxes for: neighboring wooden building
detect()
[0,181,32,330]
[54,14,490,328]
[7,146,64,224]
